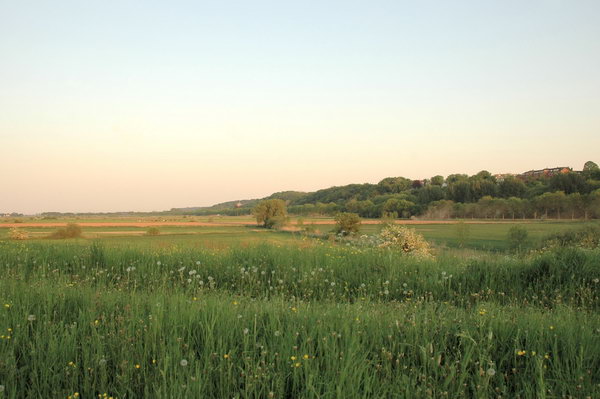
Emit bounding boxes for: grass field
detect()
[0,218,599,398]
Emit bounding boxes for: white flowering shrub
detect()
[9,228,28,240]
[378,224,432,258]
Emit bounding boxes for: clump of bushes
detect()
[378,224,432,258]
[146,227,161,236]
[541,225,600,250]
[334,212,361,236]
[48,223,83,239]
[9,227,28,240]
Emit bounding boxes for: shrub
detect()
[146,227,161,236]
[507,225,528,250]
[541,225,600,249]
[9,228,28,240]
[334,212,361,236]
[49,223,83,239]
[378,224,432,258]
[455,221,471,248]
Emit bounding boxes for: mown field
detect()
[0,219,599,398]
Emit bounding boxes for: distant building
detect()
[235,202,243,208]
[493,173,515,182]
[519,167,571,179]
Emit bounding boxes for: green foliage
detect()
[146,227,161,236]
[48,223,83,239]
[541,225,600,249]
[507,225,528,250]
[252,199,288,228]
[333,212,361,235]
[584,161,599,171]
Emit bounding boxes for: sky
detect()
[1,0,599,214]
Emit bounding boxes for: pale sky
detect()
[1,0,599,214]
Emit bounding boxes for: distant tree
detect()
[333,212,361,236]
[430,175,445,186]
[498,176,526,198]
[377,177,412,194]
[583,161,599,171]
[447,180,472,203]
[253,199,288,228]
[382,198,415,218]
[417,185,445,205]
[549,172,587,194]
[506,197,525,219]
[567,193,584,220]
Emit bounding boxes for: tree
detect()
[253,199,287,228]
[334,212,361,236]
[382,198,415,219]
[583,161,599,171]
[430,175,445,186]
[506,197,524,219]
[498,177,526,198]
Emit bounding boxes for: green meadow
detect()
[0,219,599,398]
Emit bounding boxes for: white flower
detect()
[188,270,196,276]
[180,359,188,367]
[243,328,249,335]
[274,330,281,337]
[157,261,162,266]
[99,358,107,366]
[178,267,185,272]
[27,314,36,322]
[0,385,4,392]
[126,266,135,272]
[196,261,201,265]
[593,278,599,284]
[486,368,496,376]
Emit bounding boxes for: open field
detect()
[1,218,599,398]
[1,217,597,252]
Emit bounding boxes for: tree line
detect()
[197,161,600,220]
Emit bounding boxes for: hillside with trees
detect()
[188,161,600,219]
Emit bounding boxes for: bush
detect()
[507,225,528,250]
[334,212,361,236]
[541,225,600,249]
[146,227,161,236]
[454,221,470,248]
[49,223,83,239]
[9,228,28,240]
[378,224,432,258]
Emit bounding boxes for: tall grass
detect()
[0,241,599,398]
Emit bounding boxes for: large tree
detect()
[252,199,287,228]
